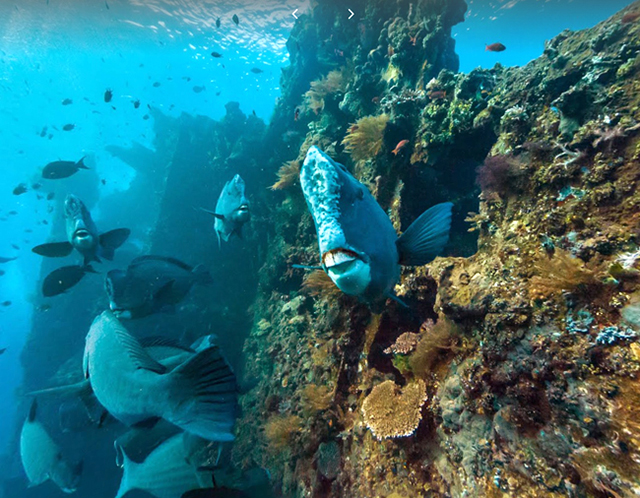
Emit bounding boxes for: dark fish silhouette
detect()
[211,51,223,58]
[42,157,88,179]
[232,14,239,25]
[33,194,130,266]
[62,123,75,131]
[250,68,263,74]
[133,99,140,109]
[106,255,212,319]
[61,98,73,105]
[0,348,6,355]
[0,256,16,263]
[485,42,506,52]
[42,265,96,297]
[216,17,221,28]
[47,192,55,200]
[152,82,161,88]
[13,183,28,195]
[1,301,11,306]
[104,88,113,102]
[193,85,206,93]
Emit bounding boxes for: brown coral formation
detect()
[361,379,427,440]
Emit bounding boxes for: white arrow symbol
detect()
[292,9,298,19]
[348,8,354,19]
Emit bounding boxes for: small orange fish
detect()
[428,90,447,100]
[485,43,506,52]
[409,35,417,46]
[392,139,409,155]
[622,11,640,24]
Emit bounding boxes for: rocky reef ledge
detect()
[235,1,640,496]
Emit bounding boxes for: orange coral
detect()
[342,114,390,162]
[270,160,300,190]
[301,270,341,299]
[361,379,427,439]
[529,249,599,299]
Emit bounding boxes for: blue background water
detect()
[0,0,634,466]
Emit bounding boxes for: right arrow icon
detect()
[348,8,354,19]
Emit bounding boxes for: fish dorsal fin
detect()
[396,202,453,266]
[28,399,38,422]
[32,241,73,258]
[153,280,176,303]
[113,324,167,374]
[139,336,194,353]
[130,255,193,273]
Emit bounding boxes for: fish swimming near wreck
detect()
[485,42,506,52]
[298,146,452,309]
[106,255,213,319]
[201,174,250,244]
[32,194,130,266]
[42,157,89,179]
[83,311,238,441]
[116,431,211,498]
[20,399,83,494]
[42,264,97,297]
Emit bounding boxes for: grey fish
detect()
[13,183,28,195]
[249,68,263,74]
[211,52,223,58]
[0,347,6,355]
[83,311,237,441]
[201,174,250,245]
[33,194,130,266]
[42,157,89,179]
[20,399,83,493]
[106,256,212,319]
[42,264,97,297]
[0,256,16,263]
[299,146,452,309]
[232,14,239,25]
[116,432,210,498]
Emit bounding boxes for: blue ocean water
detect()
[0,0,635,495]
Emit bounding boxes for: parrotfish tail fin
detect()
[115,451,138,498]
[99,228,131,260]
[32,241,73,258]
[167,346,238,442]
[387,292,409,308]
[76,156,89,170]
[192,264,213,286]
[28,398,38,422]
[396,202,453,266]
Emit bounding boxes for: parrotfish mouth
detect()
[74,228,91,240]
[322,248,360,272]
[109,305,132,320]
[237,204,250,213]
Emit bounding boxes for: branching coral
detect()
[342,114,390,162]
[303,69,349,114]
[476,154,525,197]
[264,415,301,452]
[301,384,333,416]
[529,249,599,299]
[270,160,300,190]
[409,318,460,378]
[361,379,427,440]
[301,270,342,299]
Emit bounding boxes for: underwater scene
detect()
[2,0,640,496]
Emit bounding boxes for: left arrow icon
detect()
[292,9,299,19]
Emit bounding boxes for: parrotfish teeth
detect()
[322,248,358,269]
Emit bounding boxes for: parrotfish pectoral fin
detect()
[396,202,453,266]
[387,292,409,308]
[113,324,167,374]
[99,228,131,260]
[200,207,225,220]
[292,264,324,270]
[32,241,73,258]
[28,398,38,422]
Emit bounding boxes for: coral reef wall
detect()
[236,1,640,497]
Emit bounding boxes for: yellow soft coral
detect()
[270,160,300,190]
[342,114,390,162]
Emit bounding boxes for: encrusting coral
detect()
[342,114,390,162]
[361,379,427,440]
